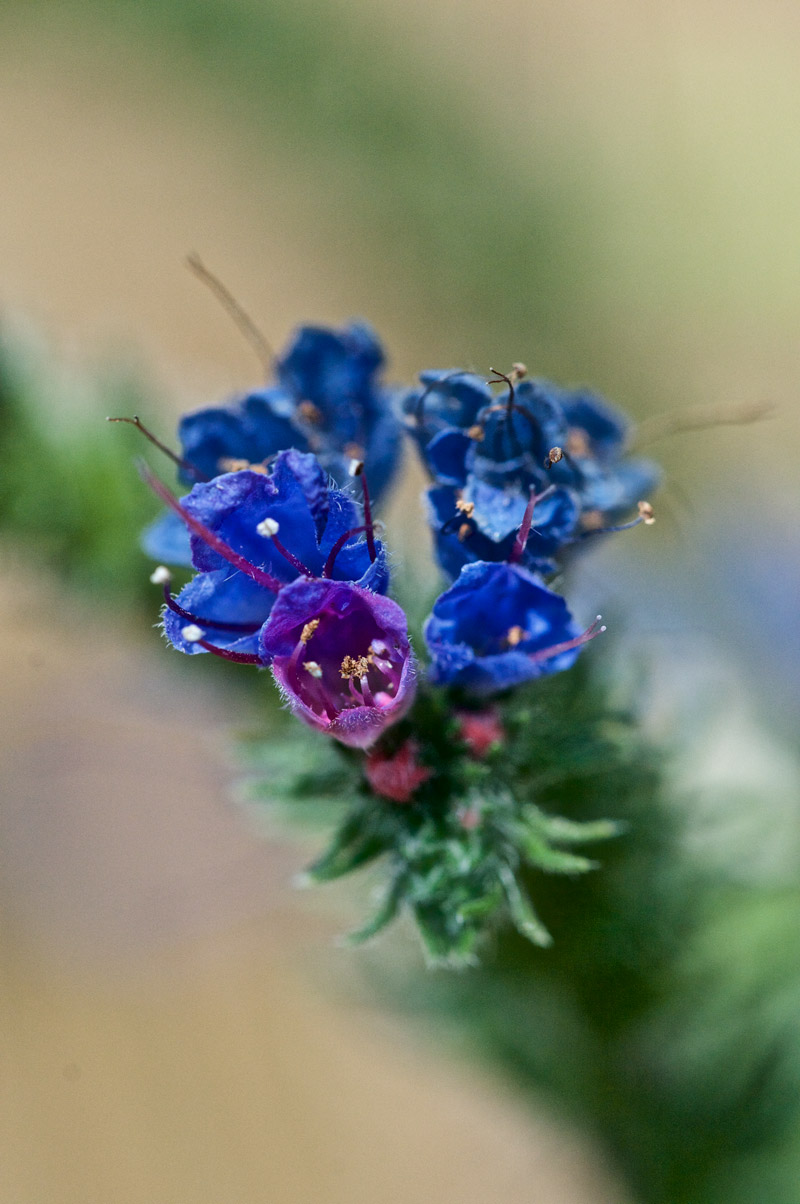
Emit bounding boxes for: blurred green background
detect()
[1,1,799,1201]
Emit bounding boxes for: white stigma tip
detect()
[596,614,602,622]
[181,624,205,643]
[599,625,607,633]
[150,565,171,585]
[256,517,280,537]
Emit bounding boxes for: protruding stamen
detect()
[150,565,171,585]
[457,522,473,542]
[511,362,527,380]
[300,618,320,643]
[186,253,274,377]
[254,518,313,577]
[137,460,284,593]
[545,446,563,467]
[488,367,516,417]
[182,624,205,643]
[576,510,654,542]
[348,461,377,563]
[303,661,323,678]
[162,583,261,632]
[466,424,485,442]
[321,525,370,578]
[455,498,475,518]
[528,616,606,666]
[108,416,208,481]
[505,625,526,647]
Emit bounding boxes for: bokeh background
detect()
[1,1,799,1201]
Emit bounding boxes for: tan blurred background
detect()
[1,0,799,1200]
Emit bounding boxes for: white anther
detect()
[181,624,205,643]
[256,517,280,537]
[348,458,365,477]
[150,565,171,585]
[303,660,323,678]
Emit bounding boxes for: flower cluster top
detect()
[136,328,657,754]
[121,313,663,962]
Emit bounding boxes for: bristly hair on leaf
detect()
[240,652,632,966]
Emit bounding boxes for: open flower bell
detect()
[259,578,416,748]
[424,560,603,694]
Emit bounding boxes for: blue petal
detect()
[178,389,304,482]
[141,510,192,566]
[163,569,273,656]
[425,429,471,486]
[562,389,628,459]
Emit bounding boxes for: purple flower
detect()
[259,578,416,749]
[153,449,387,660]
[424,561,602,695]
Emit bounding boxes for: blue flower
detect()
[426,483,579,580]
[180,321,402,495]
[145,322,403,566]
[156,449,387,659]
[404,369,659,575]
[424,561,599,694]
[260,578,416,749]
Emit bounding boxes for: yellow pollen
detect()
[343,441,365,461]
[300,619,320,643]
[457,523,472,542]
[638,500,656,525]
[580,509,605,531]
[566,429,591,458]
[506,625,526,647]
[340,654,370,680]
[546,446,563,466]
[466,424,485,442]
[298,400,323,425]
[218,456,267,474]
[455,498,475,517]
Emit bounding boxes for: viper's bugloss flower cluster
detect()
[124,317,661,963]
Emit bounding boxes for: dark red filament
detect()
[137,460,284,593]
[509,486,555,563]
[162,584,261,633]
[196,638,262,664]
[270,534,313,577]
[322,525,370,577]
[529,617,605,665]
[353,467,377,562]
